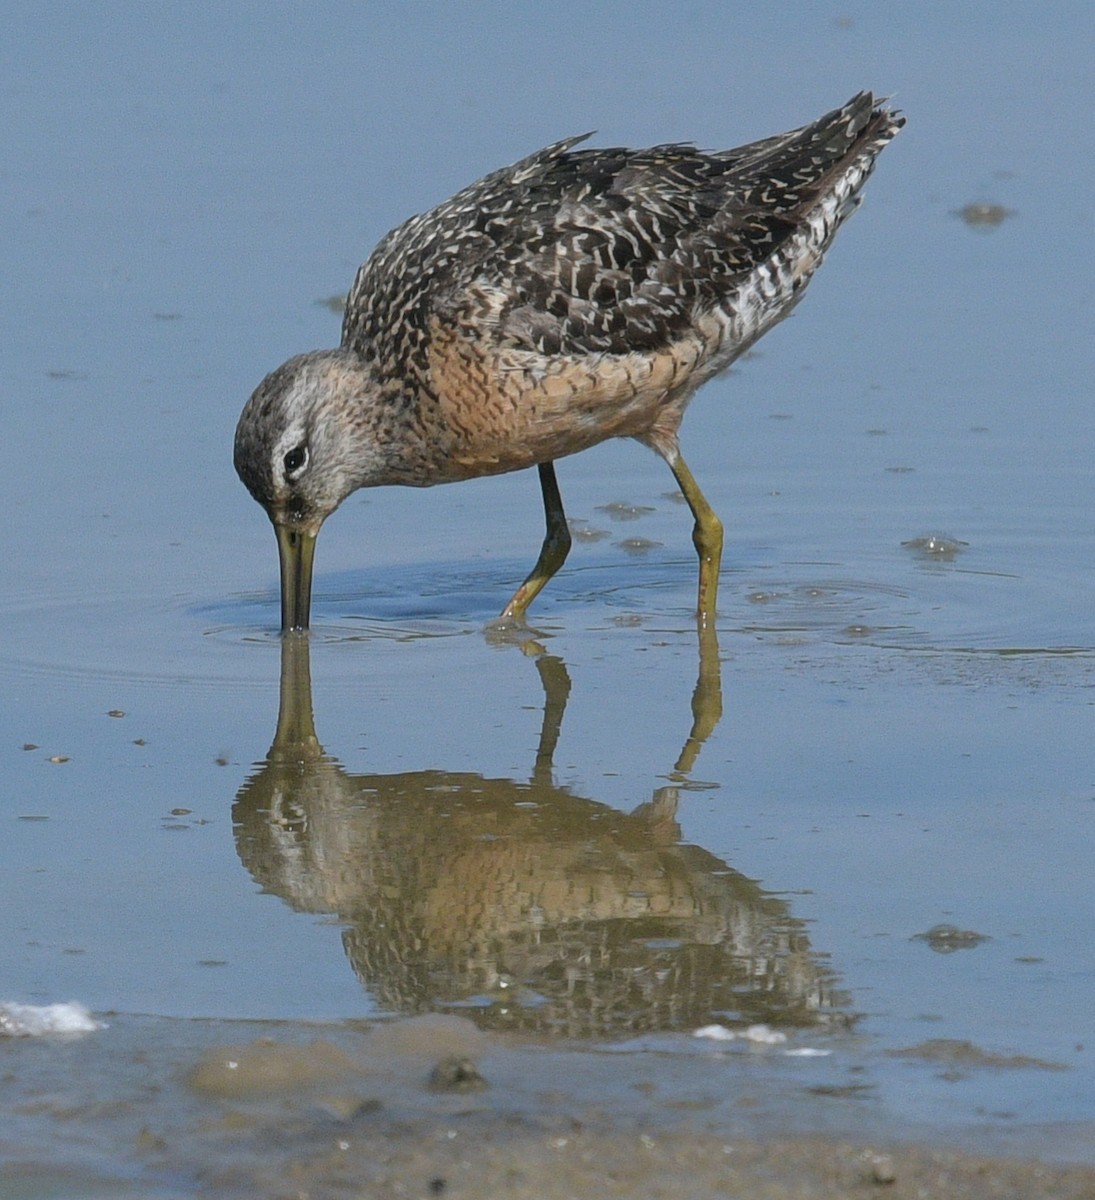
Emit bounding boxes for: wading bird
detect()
[235,93,903,631]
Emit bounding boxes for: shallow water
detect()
[3,2,1095,1192]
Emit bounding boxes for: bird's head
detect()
[234,349,377,632]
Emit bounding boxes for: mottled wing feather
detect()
[342,92,902,393]
[340,135,593,374]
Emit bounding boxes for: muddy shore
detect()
[6,1014,1093,1199]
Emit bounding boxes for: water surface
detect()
[3,2,1095,1190]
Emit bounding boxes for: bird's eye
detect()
[283,445,308,479]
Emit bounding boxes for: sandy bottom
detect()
[158,1128,1095,1200]
[5,1013,1094,1199]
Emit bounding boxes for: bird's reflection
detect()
[233,633,849,1036]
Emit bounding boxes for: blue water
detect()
[3,0,1095,1171]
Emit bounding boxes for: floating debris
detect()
[567,518,610,543]
[902,534,968,561]
[596,502,656,521]
[615,537,663,555]
[806,1082,874,1097]
[912,923,989,952]
[955,202,1014,229]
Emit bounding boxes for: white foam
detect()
[0,1001,103,1037]
[693,1022,788,1045]
[693,1023,736,1041]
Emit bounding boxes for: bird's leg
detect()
[668,451,723,628]
[500,461,573,621]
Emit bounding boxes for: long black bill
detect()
[275,523,319,632]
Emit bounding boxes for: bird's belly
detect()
[426,326,714,482]
[432,343,707,481]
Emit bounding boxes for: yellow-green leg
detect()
[669,451,723,628]
[674,618,723,775]
[501,461,573,620]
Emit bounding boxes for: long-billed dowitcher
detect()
[235,92,903,631]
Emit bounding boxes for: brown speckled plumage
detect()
[235,92,903,631]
